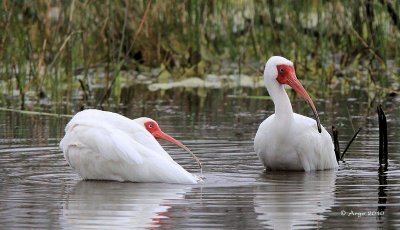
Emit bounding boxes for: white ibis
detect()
[254,56,338,171]
[60,109,201,184]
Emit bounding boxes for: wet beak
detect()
[153,130,203,170]
[287,74,322,133]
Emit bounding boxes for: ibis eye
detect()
[279,68,284,73]
[148,124,153,129]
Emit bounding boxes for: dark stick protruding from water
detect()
[377,104,388,171]
[332,126,341,163]
[377,104,389,215]
[340,127,362,161]
[377,168,388,216]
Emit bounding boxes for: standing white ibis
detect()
[60,109,201,184]
[254,56,338,171]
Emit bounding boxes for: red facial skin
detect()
[276,64,322,133]
[144,121,183,146]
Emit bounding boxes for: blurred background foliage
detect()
[0,0,399,110]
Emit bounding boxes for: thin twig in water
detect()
[340,127,362,161]
[377,105,388,170]
[78,79,89,101]
[133,0,152,44]
[349,26,385,66]
[332,126,341,162]
[347,107,355,132]
[97,1,130,107]
[97,0,152,107]
[48,31,82,70]
[0,107,73,118]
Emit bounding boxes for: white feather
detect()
[60,109,197,184]
[255,113,338,171]
[254,56,338,171]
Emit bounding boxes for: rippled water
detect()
[0,91,400,229]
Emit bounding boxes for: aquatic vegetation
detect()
[0,0,399,110]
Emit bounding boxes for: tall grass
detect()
[0,0,399,109]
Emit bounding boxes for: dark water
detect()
[0,89,400,229]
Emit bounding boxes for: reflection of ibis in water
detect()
[254,171,336,229]
[61,181,189,228]
[60,109,200,184]
[254,56,338,171]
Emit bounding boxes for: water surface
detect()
[0,90,399,229]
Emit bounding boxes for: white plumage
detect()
[60,109,198,184]
[254,56,338,171]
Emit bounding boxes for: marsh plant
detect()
[0,0,399,110]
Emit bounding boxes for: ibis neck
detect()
[267,82,294,119]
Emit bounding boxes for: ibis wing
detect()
[61,123,151,166]
[60,123,197,183]
[64,109,173,160]
[59,109,197,183]
[293,113,338,171]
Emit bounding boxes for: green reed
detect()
[0,0,399,109]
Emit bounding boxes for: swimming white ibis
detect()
[60,109,201,184]
[254,56,338,171]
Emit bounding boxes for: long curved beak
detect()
[153,130,203,170]
[287,75,322,133]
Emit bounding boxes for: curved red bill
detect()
[152,130,203,170]
[287,76,322,133]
